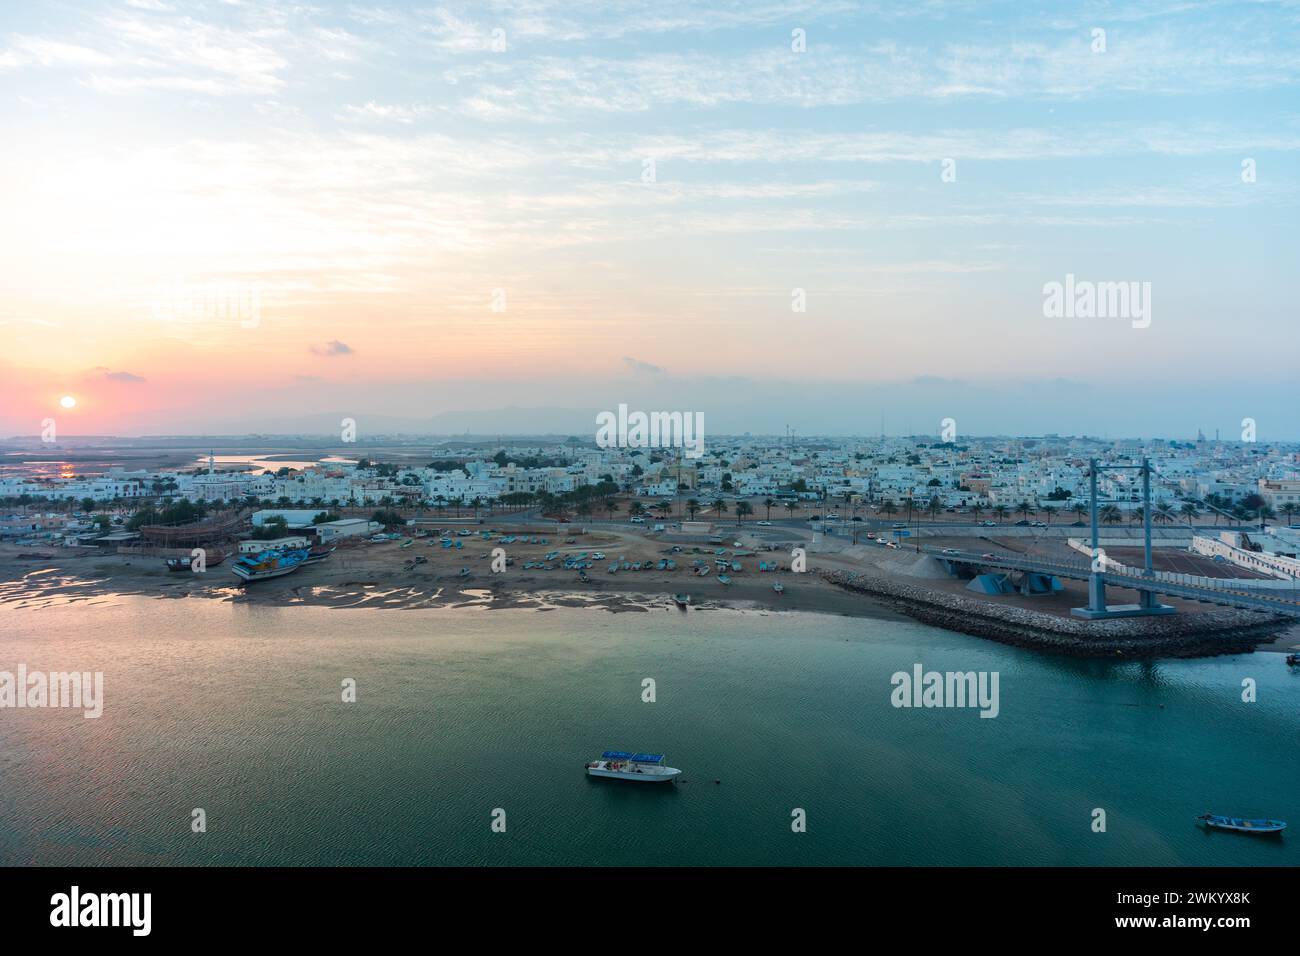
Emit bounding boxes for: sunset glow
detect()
[1,1,1297,437]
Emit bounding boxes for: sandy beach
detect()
[4,526,1296,657]
[0,528,900,620]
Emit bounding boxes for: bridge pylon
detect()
[1071,456,1176,620]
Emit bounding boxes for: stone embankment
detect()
[823,569,1287,659]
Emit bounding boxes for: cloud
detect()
[93,367,147,383]
[622,357,665,374]
[311,340,354,357]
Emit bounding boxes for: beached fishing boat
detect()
[586,751,681,783]
[232,548,310,584]
[457,567,471,578]
[304,544,335,564]
[163,548,226,572]
[718,574,732,585]
[773,582,784,594]
[1197,813,1286,835]
[673,593,690,608]
[1287,653,1299,666]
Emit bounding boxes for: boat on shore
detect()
[773,582,784,594]
[1197,813,1286,835]
[304,544,335,564]
[673,593,690,608]
[232,548,309,584]
[163,548,226,572]
[586,751,681,783]
[1287,653,1298,666]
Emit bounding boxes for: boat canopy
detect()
[601,751,665,763]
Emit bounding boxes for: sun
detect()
[60,395,77,409]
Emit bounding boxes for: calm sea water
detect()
[0,595,1296,866]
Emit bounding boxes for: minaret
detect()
[208,451,215,475]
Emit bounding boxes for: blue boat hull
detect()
[1198,814,1286,834]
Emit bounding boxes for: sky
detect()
[1,0,1298,440]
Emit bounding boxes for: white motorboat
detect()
[585,751,681,783]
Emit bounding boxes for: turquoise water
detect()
[0,596,1296,866]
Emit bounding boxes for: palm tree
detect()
[1154,503,1175,525]
[1100,504,1123,525]
[1280,501,1298,526]
[970,503,984,522]
[1074,503,1088,523]
[714,499,729,522]
[926,496,942,521]
[785,500,799,519]
[1180,501,1201,529]
[1041,504,1056,525]
[1017,500,1033,521]
[992,504,1009,524]
[1131,506,1145,525]
[735,501,753,524]
[879,499,896,520]
[763,498,776,521]
[686,498,700,520]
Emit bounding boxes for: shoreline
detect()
[3,543,1294,659]
[0,545,905,621]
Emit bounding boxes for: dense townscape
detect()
[5,434,1300,536]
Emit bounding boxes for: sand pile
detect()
[899,555,952,579]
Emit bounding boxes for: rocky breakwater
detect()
[823,569,1288,659]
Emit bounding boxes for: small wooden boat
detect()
[718,574,732,585]
[673,593,690,608]
[1287,653,1299,666]
[164,548,226,572]
[457,567,471,579]
[1197,813,1286,835]
[773,582,784,594]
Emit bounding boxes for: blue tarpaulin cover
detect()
[601,751,664,763]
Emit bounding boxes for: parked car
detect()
[756,520,772,526]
